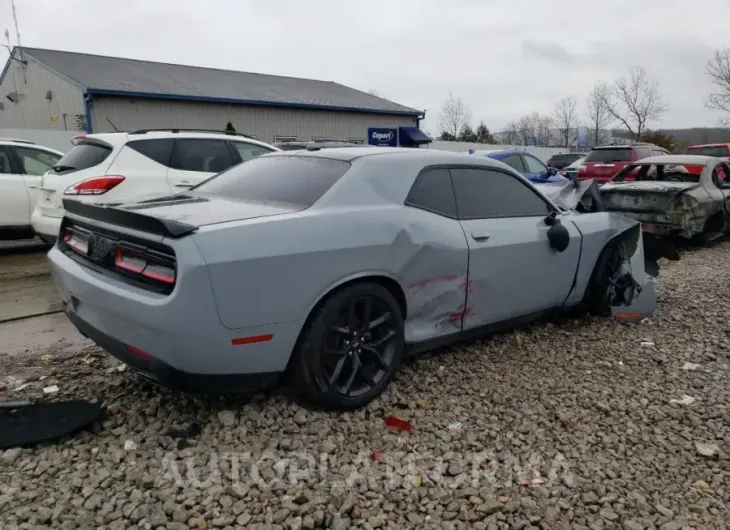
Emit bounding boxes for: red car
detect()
[578,143,670,185]
[685,143,730,159]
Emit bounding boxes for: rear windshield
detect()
[193,155,351,207]
[552,154,581,161]
[585,148,632,163]
[686,146,730,157]
[53,142,112,173]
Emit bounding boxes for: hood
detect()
[535,179,605,211]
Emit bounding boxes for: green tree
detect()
[640,130,677,152]
[475,122,496,144]
[459,124,477,142]
[439,131,457,141]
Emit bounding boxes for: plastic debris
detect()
[447,421,464,431]
[520,477,547,486]
[13,383,30,392]
[416,399,428,408]
[41,354,52,361]
[670,395,696,405]
[384,416,414,432]
[116,364,127,372]
[681,362,701,371]
[370,449,386,461]
[640,341,655,347]
[42,385,59,394]
[124,439,138,451]
[410,475,422,488]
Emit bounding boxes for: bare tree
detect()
[605,67,667,140]
[503,121,520,144]
[439,93,472,140]
[586,81,613,147]
[553,96,579,147]
[517,115,534,145]
[706,47,730,116]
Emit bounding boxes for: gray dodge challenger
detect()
[48,147,659,410]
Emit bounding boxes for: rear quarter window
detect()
[127,138,175,166]
[193,155,351,208]
[53,142,112,173]
[686,146,730,157]
[584,148,632,163]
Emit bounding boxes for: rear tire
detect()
[290,282,405,410]
[584,244,622,316]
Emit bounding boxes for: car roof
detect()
[470,149,522,159]
[81,130,278,150]
[270,146,516,167]
[686,143,730,148]
[629,154,720,165]
[0,138,63,154]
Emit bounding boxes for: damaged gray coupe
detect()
[49,147,659,410]
[600,155,730,242]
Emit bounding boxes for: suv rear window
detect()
[53,142,112,173]
[552,154,581,161]
[686,146,730,157]
[194,155,350,208]
[584,148,632,163]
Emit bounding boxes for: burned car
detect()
[49,148,658,410]
[599,155,730,242]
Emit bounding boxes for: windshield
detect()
[53,142,112,174]
[686,145,730,157]
[193,155,351,207]
[611,164,702,183]
[585,148,632,163]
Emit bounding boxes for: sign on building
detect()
[367,128,398,147]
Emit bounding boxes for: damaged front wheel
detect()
[584,244,623,316]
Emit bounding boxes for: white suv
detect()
[0,138,64,240]
[31,129,279,242]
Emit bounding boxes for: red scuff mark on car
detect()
[408,274,463,293]
[460,279,474,294]
[434,304,475,329]
[384,416,414,432]
[370,449,386,461]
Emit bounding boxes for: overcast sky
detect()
[1,0,729,134]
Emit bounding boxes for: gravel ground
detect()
[1,242,729,530]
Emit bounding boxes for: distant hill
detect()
[611,127,730,151]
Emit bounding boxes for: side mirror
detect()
[545,213,570,252]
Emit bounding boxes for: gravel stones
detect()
[2,242,730,528]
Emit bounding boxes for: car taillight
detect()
[578,165,588,172]
[64,175,125,195]
[114,247,176,285]
[62,227,90,255]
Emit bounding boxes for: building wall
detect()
[90,96,418,143]
[0,55,85,131]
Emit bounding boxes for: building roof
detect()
[9,47,422,116]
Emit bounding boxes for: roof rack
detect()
[129,128,254,139]
[0,138,35,144]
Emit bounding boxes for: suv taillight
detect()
[62,227,90,255]
[64,175,125,195]
[115,246,176,285]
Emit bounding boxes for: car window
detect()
[686,145,730,157]
[523,155,547,174]
[194,156,350,208]
[0,146,14,174]
[127,138,175,166]
[501,154,525,172]
[450,167,551,219]
[585,148,632,163]
[231,142,275,163]
[14,147,61,176]
[635,147,653,160]
[170,139,234,173]
[53,142,112,174]
[405,168,457,218]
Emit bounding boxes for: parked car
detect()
[0,138,64,240]
[559,156,586,181]
[578,143,671,185]
[546,152,584,170]
[31,129,279,243]
[275,140,365,151]
[469,149,570,183]
[685,143,730,159]
[50,147,657,410]
[600,155,730,242]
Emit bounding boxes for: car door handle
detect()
[174,182,193,188]
[471,231,491,241]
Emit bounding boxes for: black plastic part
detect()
[62,199,198,238]
[547,221,571,252]
[129,128,253,139]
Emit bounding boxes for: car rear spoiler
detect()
[62,199,198,238]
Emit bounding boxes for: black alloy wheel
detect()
[290,283,405,410]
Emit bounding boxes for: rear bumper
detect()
[48,245,304,384]
[63,301,280,393]
[31,209,62,239]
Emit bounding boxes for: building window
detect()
[312,137,335,142]
[274,136,297,143]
